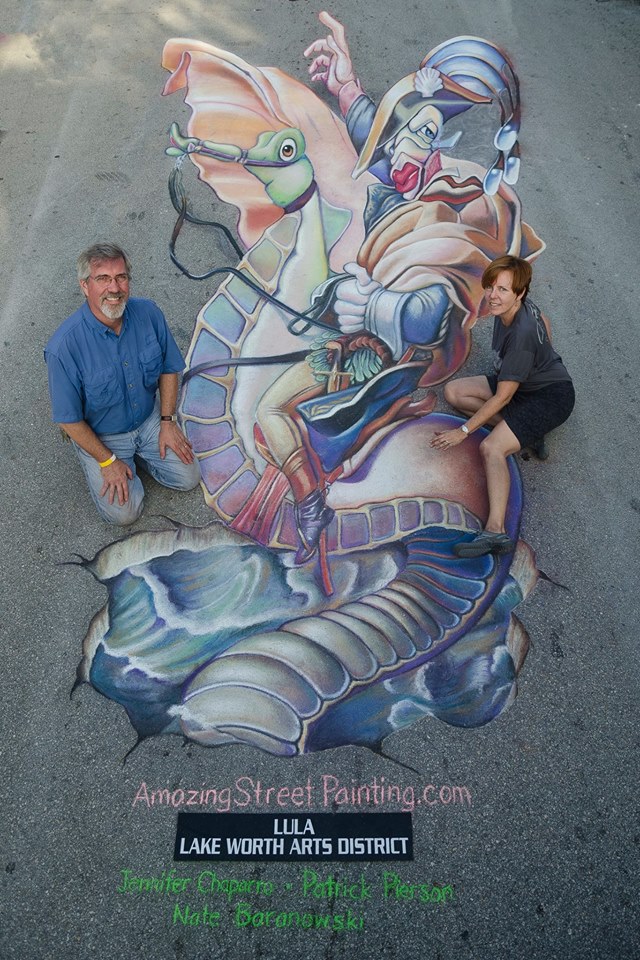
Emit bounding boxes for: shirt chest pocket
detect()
[84,367,123,412]
[139,343,163,388]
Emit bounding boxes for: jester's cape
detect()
[358,151,544,326]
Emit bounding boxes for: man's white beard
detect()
[101,297,127,320]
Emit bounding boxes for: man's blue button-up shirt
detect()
[45,297,185,435]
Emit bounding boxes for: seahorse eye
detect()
[279,138,297,161]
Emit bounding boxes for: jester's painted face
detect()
[384,104,444,200]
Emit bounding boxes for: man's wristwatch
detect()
[160,415,177,422]
[460,424,470,435]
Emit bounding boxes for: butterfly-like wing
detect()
[162,38,373,267]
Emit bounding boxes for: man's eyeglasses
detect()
[88,273,130,286]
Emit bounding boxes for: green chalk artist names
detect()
[117,867,455,931]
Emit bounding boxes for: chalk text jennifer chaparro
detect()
[132,775,471,812]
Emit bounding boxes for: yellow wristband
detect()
[99,453,117,468]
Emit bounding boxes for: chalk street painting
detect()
[77,13,543,756]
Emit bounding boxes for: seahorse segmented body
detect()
[176,528,534,755]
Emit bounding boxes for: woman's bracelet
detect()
[99,453,117,468]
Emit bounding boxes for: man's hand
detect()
[158,373,192,463]
[60,419,134,506]
[159,420,194,464]
[304,11,357,98]
[99,459,134,506]
[334,262,381,334]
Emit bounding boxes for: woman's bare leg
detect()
[479,420,521,533]
[444,376,503,426]
[446,379,522,556]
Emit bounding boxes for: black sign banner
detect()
[174,812,413,862]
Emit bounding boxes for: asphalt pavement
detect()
[1,1,639,958]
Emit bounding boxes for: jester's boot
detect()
[294,489,335,564]
[282,448,334,564]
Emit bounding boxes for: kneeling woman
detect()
[430,255,575,558]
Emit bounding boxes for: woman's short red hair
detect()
[481,256,532,300]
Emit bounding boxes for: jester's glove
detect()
[332,263,451,360]
[333,262,382,333]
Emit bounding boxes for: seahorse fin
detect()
[318,196,352,254]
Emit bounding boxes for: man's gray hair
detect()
[77,243,132,282]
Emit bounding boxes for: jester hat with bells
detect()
[352,36,522,196]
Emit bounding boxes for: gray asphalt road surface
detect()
[1,1,639,958]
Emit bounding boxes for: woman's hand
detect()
[430,427,468,450]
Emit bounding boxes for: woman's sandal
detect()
[454,530,514,558]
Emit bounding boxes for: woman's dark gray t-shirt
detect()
[492,300,572,393]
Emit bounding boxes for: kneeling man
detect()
[45,242,201,524]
